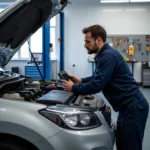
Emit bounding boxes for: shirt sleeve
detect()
[81,76,92,83]
[72,53,116,95]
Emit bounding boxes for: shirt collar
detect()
[94,43,110,62]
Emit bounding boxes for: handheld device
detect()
[58,71,73,82]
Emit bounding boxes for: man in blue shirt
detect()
[62,24,149,150]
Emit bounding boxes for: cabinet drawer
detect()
[25,66,44,79]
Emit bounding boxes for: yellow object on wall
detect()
[146,45,150,51]
[120,39,122,45]
[129,45,135,56]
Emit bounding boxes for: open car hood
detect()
[0,0,68,67]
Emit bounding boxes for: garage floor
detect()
[98,87,150,150]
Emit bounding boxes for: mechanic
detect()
[62,24,149,150]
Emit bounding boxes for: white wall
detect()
[64,1,150,82]
[4,61,28,75]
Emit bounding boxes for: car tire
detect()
[0,141,26,150]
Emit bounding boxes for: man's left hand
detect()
[62,80,74,92]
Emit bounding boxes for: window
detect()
[20,41,30,59]
[12,41,30,60]
[16,27,43,60]
[30,28,43,53]
[50,16,56,26]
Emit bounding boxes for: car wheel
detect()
[0,141,26,150]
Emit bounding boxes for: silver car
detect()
[0,1,115,150]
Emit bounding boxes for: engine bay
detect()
[0,70,42,101]
[0,69,112,127]
[0,69,104,109]
[0,69,107,109]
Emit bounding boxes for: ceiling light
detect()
[100,0,129,3]
[102,9,123,12]
[125,8,146,11]
[130,0,150,2]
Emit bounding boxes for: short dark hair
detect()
[82,24,107,42]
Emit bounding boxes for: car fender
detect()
[0,99,62,143]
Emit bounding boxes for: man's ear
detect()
[98,37,102,43]
[96,37,102,45]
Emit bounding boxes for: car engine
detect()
[0,70,44,101]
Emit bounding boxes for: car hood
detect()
[0,0,68,67]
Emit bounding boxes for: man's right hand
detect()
[69,74,82,84]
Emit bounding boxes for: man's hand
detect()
[62,80,74,92]
[68,74,82,84]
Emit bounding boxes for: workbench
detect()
[126,60,138,77]
[88,59,138,76]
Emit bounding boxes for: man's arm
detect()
[81,76,93,83]
[72,54,116,95]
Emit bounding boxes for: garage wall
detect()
[64,0,150,83]
[4,60,58,80]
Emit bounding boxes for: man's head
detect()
[82,24,107,54]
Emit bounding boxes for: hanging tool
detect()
[126,38,129,53]
[122,38,126,53]
[133,39,134,45]
[129,44,135,56]
[146,35,150,52]
[146,44,150,51]
[114,42,118,47]
[120,39,123,45]
[138,43,142,51]
[146,35,150,42]
[113,37,119,47]
[137,39,142,51]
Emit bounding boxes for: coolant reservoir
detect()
[3,93,24,101]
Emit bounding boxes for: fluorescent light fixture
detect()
[102,9,123,12]
[130,0,150,2]
[125,8,146,11]
[100,0,150,2]
[100,0,129,3]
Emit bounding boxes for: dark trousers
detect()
[116,93,149,150]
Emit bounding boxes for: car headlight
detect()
[63,114,78,127]
[80,114,90,126]
[39,106,101,130]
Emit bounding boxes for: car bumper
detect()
[35,125,115,150]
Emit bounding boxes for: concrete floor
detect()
[98,87,150,150]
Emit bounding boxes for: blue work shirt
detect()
[72,43,140,112]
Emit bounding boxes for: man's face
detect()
[84,32,99,54]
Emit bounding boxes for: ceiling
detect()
[0,0,16,2]
[0,0,150,5]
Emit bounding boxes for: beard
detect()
[87,43,99,54]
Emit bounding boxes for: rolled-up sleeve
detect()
[72,53,116,95]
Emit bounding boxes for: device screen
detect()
[61,72,70,81]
